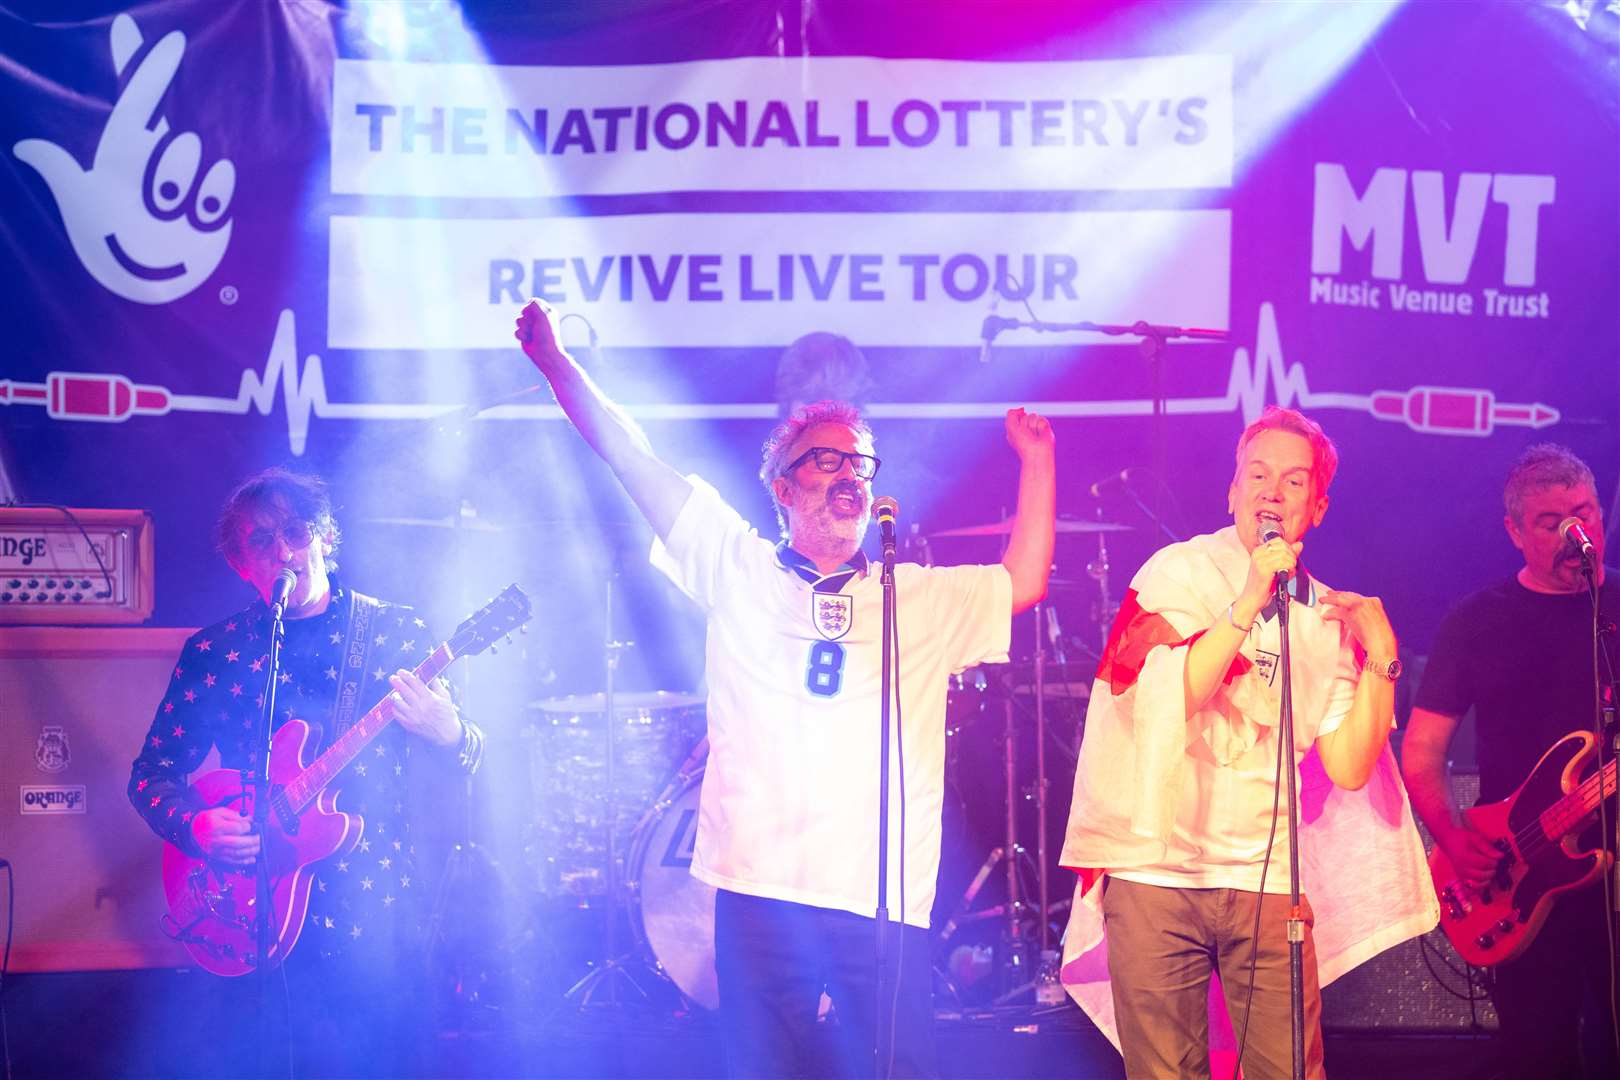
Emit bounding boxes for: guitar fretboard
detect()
[1540,756,1619,840]
[281,643,456,813]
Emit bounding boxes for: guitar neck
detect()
[1543,755,1619,840]
[282,642,457,813]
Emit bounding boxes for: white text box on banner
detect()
[326,211,1231,350]
[331,55,1233,197]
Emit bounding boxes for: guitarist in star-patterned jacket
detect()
[128,467,486,1077]
[1403,443,1618,1080]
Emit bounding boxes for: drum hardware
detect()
[1087,506,1118,655]
[525,692,706,900]
[934,645,1054,1005]
[929,517,1131,538]
[562,569,673,1009]
[929,521,1076,1005]
[623,750,717,1011]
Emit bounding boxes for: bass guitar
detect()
[1430,728,1617,966]
[160,584,531,975]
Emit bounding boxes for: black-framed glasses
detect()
[243,520,315,556]
[784,446,881,480]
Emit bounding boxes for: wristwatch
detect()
[1364,656,1403,682]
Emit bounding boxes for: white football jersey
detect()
[651,477,1012,927]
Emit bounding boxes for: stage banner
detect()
[0,0,1614,661]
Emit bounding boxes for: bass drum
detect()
[626,767,718,1010]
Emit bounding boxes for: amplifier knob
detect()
[71,593,84,602]
[53,593,66,603]
[44,578,57,589]
[1,592,12,602]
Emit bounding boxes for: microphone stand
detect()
[253,594,288,1078]
[874,524,898,1076]
[1274,571,1306,1080]
[1118,476,1181,546]
[1581,557,1618,913]
[981,315,1226,525]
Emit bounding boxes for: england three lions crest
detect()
[812,594,853,640]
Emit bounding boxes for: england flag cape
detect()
[1057,527,1439,1052]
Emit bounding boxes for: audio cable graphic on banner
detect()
[0,304,1560,455]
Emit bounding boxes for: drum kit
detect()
[525,690,718,1008]
[520,512,1134,1014]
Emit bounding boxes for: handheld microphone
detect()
[1560,516,1596,562]
[1088,466,1138,498]
[269,568,297,621]
[874,496,900,560]
[1258,521,1290,592]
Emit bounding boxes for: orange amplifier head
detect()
[0,508,154,625]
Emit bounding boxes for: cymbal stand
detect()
[564,568,656,1008]
[1000,690,1029,995]
[1029,597,1059,1002]
[428,501,507,1031]
[1087,511,1114,656]
[987,601,1060,1006]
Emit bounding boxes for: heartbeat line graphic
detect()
[0,303,1559,454]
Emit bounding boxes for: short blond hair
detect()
[1234,406,1339,496]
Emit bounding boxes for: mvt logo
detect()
[1310,163,1554,319]
[13,13,234,304]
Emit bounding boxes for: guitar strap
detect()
[330,588,382,742]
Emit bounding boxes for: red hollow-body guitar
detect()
[160,585,531,975]
[1430,729,1617,967]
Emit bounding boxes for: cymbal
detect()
[1009,679,1091,700]
[361,514,598,533]
[361,514,508,533]
[528,689,706,714]
[931,518,1131,538]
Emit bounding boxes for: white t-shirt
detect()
[1110,531,1358,894]
[651,478,1012,927]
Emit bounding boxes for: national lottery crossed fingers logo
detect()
[13,13,235,304]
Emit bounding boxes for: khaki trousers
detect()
[1102,877,1326,1080]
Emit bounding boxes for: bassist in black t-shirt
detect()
[1404,443,1618,1080]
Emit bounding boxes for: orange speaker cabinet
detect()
[0,625,205,971]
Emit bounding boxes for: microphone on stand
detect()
[977,284,1002,364]
[904,522,934,567]
[1088,466,1139,498]
[976,315,1022,362]
[1560,516,1597,562]
[977,315,999,365]
[268,568,297,622]
[874,497,900,561]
